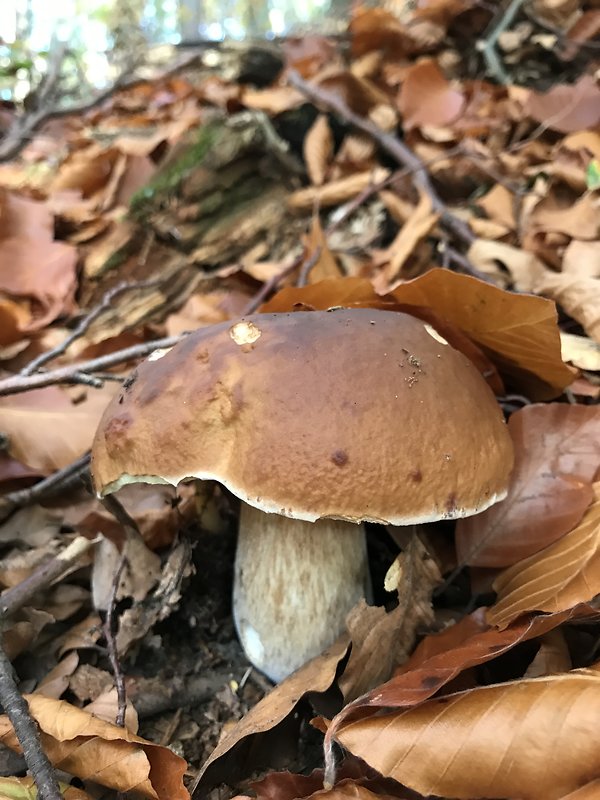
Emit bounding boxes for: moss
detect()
[129,122,219,216]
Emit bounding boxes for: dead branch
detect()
[0,52,199,162]
[0,452,91,522]
[287,70,476,250]
[0,334,186,397]
[21,279,165,377]
[0,536,95,617]
[0,638,62,800]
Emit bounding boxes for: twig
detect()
[476,0,527,84]
[0,52,200,162]
[0,452,91,521]
[0,536,96,617]
[241,257,303,315]
[21,279,164,376]
[104,554,128,728]
[0,334,186,397]
[0,636,62,800]
[0,533,89,799]
[287,70,476,250]
[296,245,323,288]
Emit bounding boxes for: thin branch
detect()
[0,52,200,162]
[476,0,526,84]
[287,70,476,250]
[0,637,62,800]
[0,536,96,617]
[241,256,303,315]
[0,452,91,522]
[21,279,165,376]
[0,334,186,397]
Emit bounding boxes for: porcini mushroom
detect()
[91,309,513,682]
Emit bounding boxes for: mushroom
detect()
[91,308,513,682]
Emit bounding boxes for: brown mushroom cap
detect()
[91,309,514,523]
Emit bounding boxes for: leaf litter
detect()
[0,4,599,800]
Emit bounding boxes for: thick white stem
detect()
[233,503,370,682]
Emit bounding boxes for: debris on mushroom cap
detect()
[91,309,514,524]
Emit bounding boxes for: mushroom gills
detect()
[233,502,370,682]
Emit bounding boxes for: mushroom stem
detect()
[233,502,370,682]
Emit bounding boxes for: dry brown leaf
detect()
[488,482,600,628]
[559,781,600,799]
[0,191,77,331]
[0,297,31,347]
[533,272,600,344]
[456,404,600,567]
[469,238,600,343]
[197,638,349,791]
[340,537,441,702]
[303,216,343,283]
[92,529,161,611]
[560,332,600,371]
[262,272,573,399]
[530,192,600,240]
[398,59,464,129]
[525,75,600,133]
[0,386,115,473]
[562,239,600,279]
[50,144,119,198]
[476,184,516,231]
[387,270,572,399]
[334,667,600,800]
[304,114,334,186]
[288,169,390,210]
[522,629,571,677]
[0,776,93,800]
[380,192,439,282]
[242,86,304,114]
[326,606,594,741]
[0,695,189,799]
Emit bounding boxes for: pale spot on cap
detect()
[230,320,262,346]
[424,323,448,345]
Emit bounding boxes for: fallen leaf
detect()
[456,404,600,567]
[0,386,114,473]
[340,537,441,701]
[92,529,161,611]
[334,667,600,800]
[0,191,77,331]
[196,638,349,792]
[469,237,600,344]
[263,271,572,399]
[304,114,334,186]
[529,192,600,240]
[0,695,189,799]
[302,216,343,284]
[522,629,571,677]
[488,482,600,628]
[379,192,439,282]
[329,605,594,738]
[525,75,600,133]
[562,239,600,279]
[288,169,390,211]
[0,776,92,800]
[398,59,464,129]
[560,332,600,370]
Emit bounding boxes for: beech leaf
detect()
[304,114,334,186]
[456,404,600,568]
[488,482,600,628]
[334,667,600,800]
[0,695,189,800]
[262,271,573,399]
